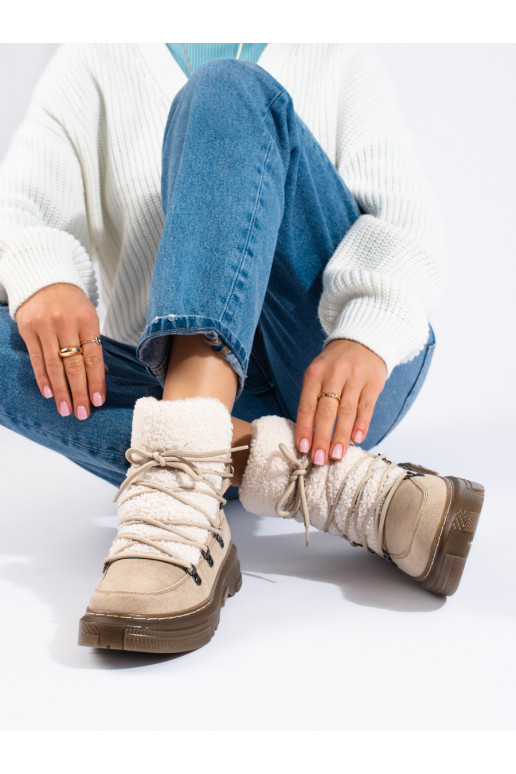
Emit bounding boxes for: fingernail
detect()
[314,449,325,465]
[59,402,70,417]
[77,405,88,420]
[43,385,53,399]
[354,431,364,444]
[331,443,343,460]
[299,438,310,453]
[93,392,103,407]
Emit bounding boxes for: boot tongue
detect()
[130,396,233,453]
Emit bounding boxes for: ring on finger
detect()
[80,336,102,347]
[58,345,84,359]
[58,336,102,359]
[317,391,341,402]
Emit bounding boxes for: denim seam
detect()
[218,88,288,337]
[218,134,275,339]
[263,87,289,115]
[0,407,127,462]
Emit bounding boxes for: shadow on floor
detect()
[0,492,444,671]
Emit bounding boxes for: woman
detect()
[0,43,484,654]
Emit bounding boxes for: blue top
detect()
[165,43,268,77]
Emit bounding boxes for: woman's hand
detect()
[15,282,108,420]
[295,339,387,464]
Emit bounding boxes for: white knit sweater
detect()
[0,43,448,378]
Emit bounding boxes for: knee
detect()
[189,57,265,83]
[181,58,289,111]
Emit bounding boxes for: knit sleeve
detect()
[317,45,449,377]
[0,45,98,320]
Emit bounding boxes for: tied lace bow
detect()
[275,443,314,547]
[274,443,410,555]
[106,444,249,571]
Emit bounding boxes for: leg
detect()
[162,331,251,485]
[136,59,313,492]
[136,59,435,499]
[135,59,362,495]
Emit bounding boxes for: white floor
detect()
[0,381,513,731]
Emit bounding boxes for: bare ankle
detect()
[162,333,238,411]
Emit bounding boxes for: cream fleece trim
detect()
[239,413,406,554]
[108,396,233,567]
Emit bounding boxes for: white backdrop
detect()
[0,44,514,733]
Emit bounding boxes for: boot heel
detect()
[421,476,485,596]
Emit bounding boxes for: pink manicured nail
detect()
[77,405,88,420]
[354,431,364,444]
[314,449,325,465]
[332,443,343,460]
[92,392,103,407]
[43,385,53,399]
[299,438,310,453]
[59,402,70,417]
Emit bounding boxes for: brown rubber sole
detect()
[77,544,242,654]
[418,476,485,596]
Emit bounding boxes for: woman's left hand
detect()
[295,338,387,465]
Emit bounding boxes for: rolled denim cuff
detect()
[136,314,247,400]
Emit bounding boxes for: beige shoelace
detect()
[275,444,410,554]
[105,444,249,572]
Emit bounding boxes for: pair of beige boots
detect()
[78,396,484,654]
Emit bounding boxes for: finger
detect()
[40,332,74,417]
[311,392,342,465]
[79,327,106,408]
[58,326,92,420]
[295,369,321,454]
[351,383,382,446]
[329,384,362,460]
[23,332,54,400]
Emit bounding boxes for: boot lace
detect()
[275,443,411,555]
[105,444,249,574]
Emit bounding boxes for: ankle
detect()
[162,334,238,411]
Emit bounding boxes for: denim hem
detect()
[136,313,248,398]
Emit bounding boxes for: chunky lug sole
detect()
[78,544,242,654]
[416,476,485,596]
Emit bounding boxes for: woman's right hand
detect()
[15,282,108,420]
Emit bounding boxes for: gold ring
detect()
[58,345,84,359]
[80,336,102,347]
[317,391,341,402]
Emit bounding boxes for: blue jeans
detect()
[0,59,436,501]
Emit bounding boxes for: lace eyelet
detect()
[202,548,214,568]
[187,565,202,586]
[215,534,224,549]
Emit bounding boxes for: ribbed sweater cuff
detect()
[322,296,430,379]
[0,227,98,319]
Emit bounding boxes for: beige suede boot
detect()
[239,415,484,596]
[78,396,247,653]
